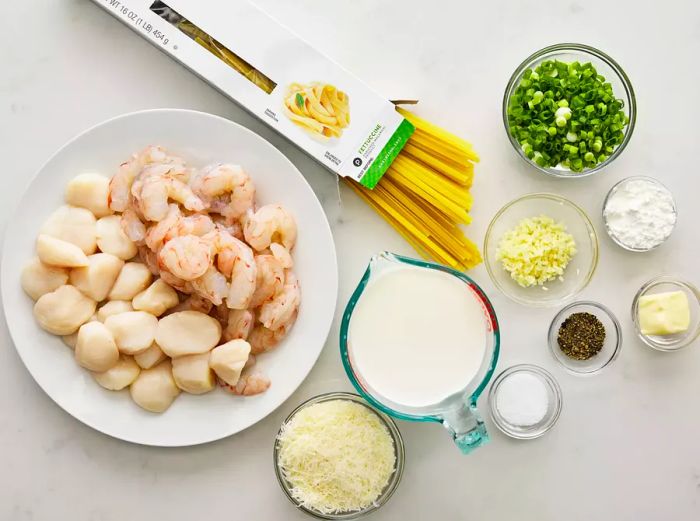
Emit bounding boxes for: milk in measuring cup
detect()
[348,265,487,407]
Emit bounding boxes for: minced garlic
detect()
[276,399,396,515]
[496,215,577,287]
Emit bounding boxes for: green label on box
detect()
[359,118,415,189]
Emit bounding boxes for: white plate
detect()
[1,109,338,446]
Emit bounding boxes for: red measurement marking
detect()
[467,282,498,333]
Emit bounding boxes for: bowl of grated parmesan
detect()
[273,392,404,519]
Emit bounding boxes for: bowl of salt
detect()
[487,364,562,440]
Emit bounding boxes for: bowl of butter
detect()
[632,276,700,351]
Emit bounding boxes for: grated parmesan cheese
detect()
[276,399,396,515]
[496,215,577,288]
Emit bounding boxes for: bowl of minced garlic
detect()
[484,193,598,307]
[274,392,404,519]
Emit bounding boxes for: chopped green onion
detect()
[507,59,628,171]
[555,106,573,120]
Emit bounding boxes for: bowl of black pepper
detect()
[548,301,622,375]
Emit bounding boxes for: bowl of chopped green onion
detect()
[503,43,636,177]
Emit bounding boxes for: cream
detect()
[348,265,487,408]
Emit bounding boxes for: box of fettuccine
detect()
[90,0,414,189]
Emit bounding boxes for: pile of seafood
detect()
[22,145,300,413]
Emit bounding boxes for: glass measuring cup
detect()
[340,252,500,454]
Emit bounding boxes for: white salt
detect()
[496,372,549,427]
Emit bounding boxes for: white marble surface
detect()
[1,0,699,519]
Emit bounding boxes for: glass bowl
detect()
[273,392,405,520]
[488,364,563,440]
[548,301,622,375]
[602,176,677,252]
[484,193,599,307]
[503,43,636,178]
[631,277,700,352]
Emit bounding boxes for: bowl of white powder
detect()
[487,364,563,440]
[602,176,677,252]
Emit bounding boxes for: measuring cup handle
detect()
[441,402,489,454]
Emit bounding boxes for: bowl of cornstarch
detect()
[487,365,562,440]
[602,176,677,252]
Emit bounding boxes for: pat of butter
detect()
[638,290,690,336]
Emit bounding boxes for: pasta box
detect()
[89,0,414,188]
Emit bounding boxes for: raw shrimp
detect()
[270,242,293,269]
[108,145,176,212]
[158,235,211,281]
[227,241,257,310]
[211,214,243,240]
[130,163,193,212]
[248,311,297,354]
[243,204,297,251]
[159,269,194,294]
[190,266,229,306]
[223,309,254,341]
[203,230,257,309]
[203,230,235,277]
[191,164,255,221]
[120,208,147,244]
[130,163,190,205]
[211,198,232,218]
[243,354,256,370]
[249,254,284,308]
[163,213,215,242]
[144,204,182,251]
[139,162,190,183]
[144,207,214,252]
[248,324,280,354]
[138,245,160,275]
[218,371,270,396]
[258,271,300,331]
[137,174,205,222]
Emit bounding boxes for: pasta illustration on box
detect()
[283,82,350,139]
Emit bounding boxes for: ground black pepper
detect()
[557,312,606,360]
